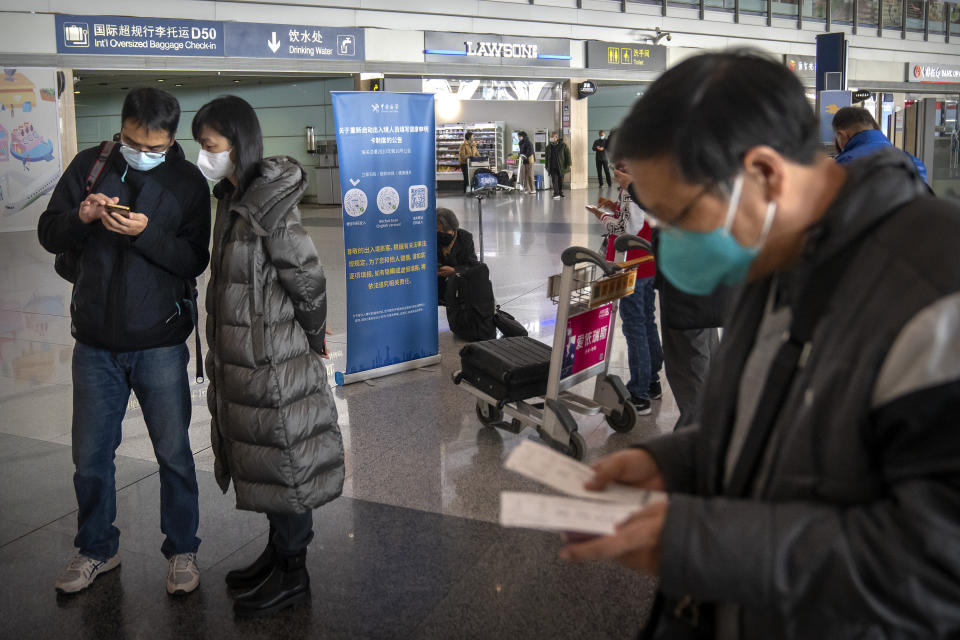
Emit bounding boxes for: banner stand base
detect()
[335,354,442,386]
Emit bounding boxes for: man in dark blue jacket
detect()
[38,88,210,598]
[833,106,928,181]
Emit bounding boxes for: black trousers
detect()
[550,170,563,196]
[663,326,720,430]
[266,510,314,555]
[460,163,469,192]
[596,157,611,186]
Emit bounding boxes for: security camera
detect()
[666,33,672,41]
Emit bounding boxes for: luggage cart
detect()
[452,235,652,460]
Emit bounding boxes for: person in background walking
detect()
[458,131,478,193]
[518,131,536,194]
[193,95,345,619]
[545,131,571,200]
[593,130,612,188]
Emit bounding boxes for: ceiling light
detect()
[233,80,240,83]
[175,83,183,87]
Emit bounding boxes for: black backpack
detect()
[445,263,496,342]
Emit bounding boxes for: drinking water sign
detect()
[55,15,364,61]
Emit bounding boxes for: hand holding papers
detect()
[499,441,666,536]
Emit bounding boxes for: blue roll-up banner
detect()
[332,92,440,385]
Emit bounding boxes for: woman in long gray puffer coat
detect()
[193,95,344,619]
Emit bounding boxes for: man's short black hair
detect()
[832,106,880,132]
[121,87,181,136]
[192,95,264,197]
[613,50,819,188]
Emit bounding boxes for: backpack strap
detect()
[84,141,118,195]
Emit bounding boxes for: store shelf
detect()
[436,121,505,178]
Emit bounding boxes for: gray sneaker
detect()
[55,552,120,594]
[167,552,200,595]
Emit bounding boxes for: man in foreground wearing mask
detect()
[436,207,478,305]
[560,51,960,637]
[39,88,210,597]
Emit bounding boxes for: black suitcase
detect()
[493,307,528,337]
[459,337,552,401]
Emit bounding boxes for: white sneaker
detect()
[55,552,121,594]
[552,195,561,200]
[167,552,200,595]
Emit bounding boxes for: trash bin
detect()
[534,174,543,191]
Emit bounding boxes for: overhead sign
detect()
[585,41,666,72]
[56,14,222,56]
[819,90,852,144]
[424,32,571,67]
[852,89,872,102]
[784,54,817,78]
[909,62,960,84]
[223,23,363,60]
[577,81,597,99]
[55,14,364,60]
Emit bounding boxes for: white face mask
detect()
[197,149,235,182]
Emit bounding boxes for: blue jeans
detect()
[72,342,200,561]
[618,278,663,400]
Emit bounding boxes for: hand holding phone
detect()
[585,205,615,220]
[104,203,131,218]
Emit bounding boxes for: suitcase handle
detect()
[560,246,618,276]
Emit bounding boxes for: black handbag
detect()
[54,141,118,283]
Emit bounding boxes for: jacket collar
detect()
[224,156,308,236]
[801,147,929,269]
[842,129,888,153]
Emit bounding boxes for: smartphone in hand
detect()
[586,205,615,218]
[105,204,131,218]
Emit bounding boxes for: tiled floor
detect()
[0,187,675,638]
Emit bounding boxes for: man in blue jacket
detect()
[832,106,928,181]
[38,88,210,598]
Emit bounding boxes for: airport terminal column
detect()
[564,78,589,190]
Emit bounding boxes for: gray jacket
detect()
[206,157,344,515]
[642,149,960,638]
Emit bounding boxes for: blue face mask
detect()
[120,144,167,173]
[658,174,776,296]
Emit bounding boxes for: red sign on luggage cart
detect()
[560,303,613,380]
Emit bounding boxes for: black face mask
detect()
[438,231,455,246]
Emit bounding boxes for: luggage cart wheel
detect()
[605,402,638,433]
[567,432,586,461]
[476,400,503,427]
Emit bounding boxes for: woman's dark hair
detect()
[122,87,180,136]
[464,131,473,140]
[613,50,819,188]
[192,95,263,195]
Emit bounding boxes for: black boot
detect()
[225,540,276,591]
[233,552,310,619]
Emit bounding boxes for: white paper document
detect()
[500,492,641,536]
[499,440,667,536]
[504,439,663,506]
